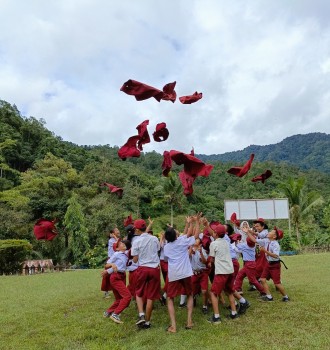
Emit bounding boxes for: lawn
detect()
[1,253,330,350]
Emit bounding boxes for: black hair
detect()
[121,239,131,250]
[226,224,234,235]
[125,225,135,242]
[165,227,177,243]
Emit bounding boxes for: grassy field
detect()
[1,253,330,350]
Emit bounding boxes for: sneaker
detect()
[135,315,146,326]
[227,313,240,320]
[110,313,123,324]
[282,296,290,302]
[103,311,112,318]
[179,302,187,308]
[140,323,151,329]
[202,307,208,315]
[260,296,274,302]
[104,292,110,299]
[238,301,250,315]
[248,285,257,291]
[207,315,221,324]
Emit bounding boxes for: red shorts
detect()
[232,259,240,279]
[135,266,161,300]
[261,261,281,284]
[255,251,267,279]
[211,274,235,296]
[160,260,168,282]
[127,269,138,296]
[101,272,112,291]
[191,270,209,295]
[167,276,193,298]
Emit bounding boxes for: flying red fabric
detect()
[251,170,272,183]
[179,91,203,104]
[136,120,150,150]
[178,170,195,195]
[33,219,58,241]
[227,154,255,177]
[153,122,169,142]
[118,135,141,160]
[123,214,133,227]
[230,212,240,226]
[100,182,124,198]
[162,81,177,103]
[169,150,214,178]
[120,79,164,102]
[162,151,172,176]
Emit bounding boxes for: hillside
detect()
[197,133,330,173]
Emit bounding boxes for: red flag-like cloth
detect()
[162,81,177,102]
[33,219,58,241]
[123,214,133,227]
[179,91,203,104]
[100,183,123,198]
[178,170,195,195]
[162,151,172,177]
[169,150,214,178]
[227,154,255,177]
[118,135,141,160]
[136,120,150,150]
[120,79,164,102]
[251,170,272,183]
[153,122,169,142]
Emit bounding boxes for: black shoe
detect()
[238,301,250,314]
[207,315,221,324]
[248,285,257,291]
[227,313,240,320]
[179,302,187,308]
[202,307,208,315]
[282,296,290,302]
[136,315,146,325]
[159,296,166,306]
[140,323,151,329]
[260,296,274,302]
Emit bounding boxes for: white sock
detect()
[266,294,272,299]
[163,292,167,298]
[139,312,145,317]
[145,321,150,325]
[180,295,187,303]
[214,313,220,318]
[203,305,207,308]
[231,311,237,315]
[239,297,246,303]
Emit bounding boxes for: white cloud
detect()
[0,0,329,155]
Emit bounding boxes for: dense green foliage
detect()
[0,239,32,274]
[0,100,329,265]
[198,133,330,173]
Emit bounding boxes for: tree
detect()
[278,177,323,246]
[64,193,90,266]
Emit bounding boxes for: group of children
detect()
[100,213,290,331]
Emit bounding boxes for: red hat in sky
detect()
[162,81,177,103]
[179,91,203,104]
[153,122,169,142]
[133,219,146,230]
[274,226,284,240]
[227,154,255,177]
[118,135,141,160]
[123,214,133,227]
[230,212,241,226]
[120,79,164,102]
[178,170,195,195]
[136,119,150,151]
[100,183,123,198]
[162,151,172,177]
[33,219,58,241]
[251,170,272,183]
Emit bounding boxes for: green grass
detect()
[1,253,330,350]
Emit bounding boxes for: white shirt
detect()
[131,232,160,268]
[209,238,234,274]
[107,237,117,258]
[164,235,195,282]
[126,235,139,272]
[257,238,280,262]
[108,251,128,273]
[190,247,208,271]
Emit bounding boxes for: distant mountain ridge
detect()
[197,133,330,173]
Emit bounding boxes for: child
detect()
[101,240,131,324]
[207,223,238,323]
[163,215,200,333]
[245,226,290,302]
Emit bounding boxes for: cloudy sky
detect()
[0,0,329,155]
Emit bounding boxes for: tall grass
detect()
[1,253,330,350]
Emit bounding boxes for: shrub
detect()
[0,239,32,275]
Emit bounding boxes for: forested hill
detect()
[197,133,330,173]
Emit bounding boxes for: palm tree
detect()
[279,177,323,246]
[153,172,183,226]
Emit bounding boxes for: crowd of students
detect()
[100,213,289,332]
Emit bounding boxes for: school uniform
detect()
[257,238,282,284]
[159,240,169,292]
[234,241,265,294]
[190,246,209,296]
[131,232,161,300]
[209,237,235,296]
[126,235,139,297]
[255,230,269,279]
[106,252,131,315]
[224,235,240,280]
[164,235,195,298]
